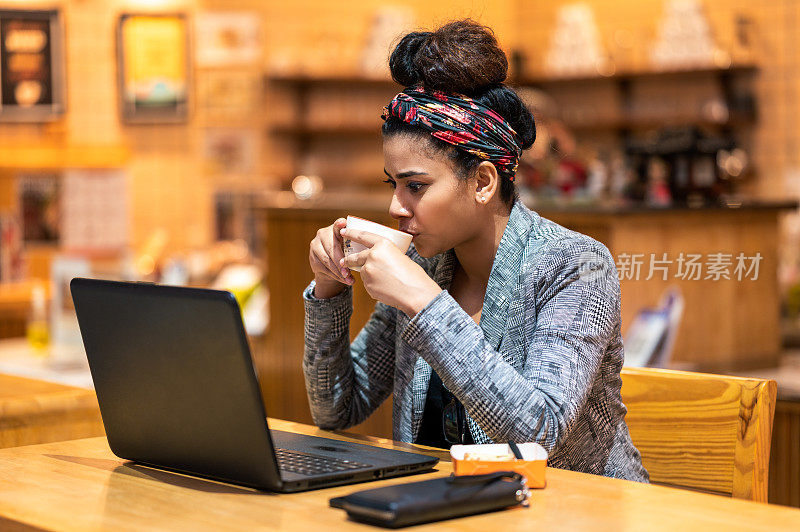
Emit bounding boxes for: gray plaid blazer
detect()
[303,199,648,482]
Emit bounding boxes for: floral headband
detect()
[381,86,522,179]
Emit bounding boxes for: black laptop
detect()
[70,278,438,492]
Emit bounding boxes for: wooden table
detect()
[0,419,798,531]
[0,373,103,449]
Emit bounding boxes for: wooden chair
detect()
[620,367,777,502]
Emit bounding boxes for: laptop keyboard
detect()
[274,448,372,476]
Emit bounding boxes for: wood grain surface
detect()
[0,418,798,531]
[769,399,800,507]
[621,367,776,501]
[0,282,42,340]
[0,373,104,449]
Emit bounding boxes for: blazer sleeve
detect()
[302,281,397,430]
[400,237,619,451]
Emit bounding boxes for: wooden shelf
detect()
[270,124,381,138]
[267,73,398,88]
[267,65,758,89]
[517,64,759,86]
[269,112,753,137]
[0,144,130,170]
[267,64,759,184]
[566,112,755,132]
[267,65,758,137]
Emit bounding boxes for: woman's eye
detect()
[407,182,425,193]
[382,178,396,189]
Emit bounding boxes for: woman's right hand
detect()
[309,218,354,298]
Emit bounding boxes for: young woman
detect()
[302,20,648,482]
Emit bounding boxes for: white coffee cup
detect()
[343,215,413,272]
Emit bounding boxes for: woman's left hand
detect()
[340,227,442,317]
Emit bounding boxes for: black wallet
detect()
[329,471,530,528]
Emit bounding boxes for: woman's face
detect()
[382,134,481,257]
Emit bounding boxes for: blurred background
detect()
[0,0,800,505]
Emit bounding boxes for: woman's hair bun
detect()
[389,19,508,95]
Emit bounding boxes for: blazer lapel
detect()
[479,200,534,356]
[407,202,535,440]
[409,249,456,441]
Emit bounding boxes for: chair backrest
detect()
[620,367,777,502]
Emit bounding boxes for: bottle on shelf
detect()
[26,282,49,352]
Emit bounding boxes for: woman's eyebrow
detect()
[383,169,429,179]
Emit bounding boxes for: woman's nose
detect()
[389,193,411,219]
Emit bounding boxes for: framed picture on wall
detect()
[196,70,261,121]
[202,128,258,176]
[195,12,262,67]
[17,172,61,244]
[117,13,190,123]
[0,9,66,121]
